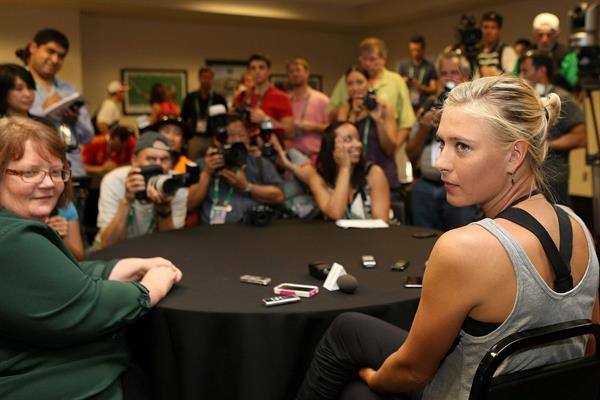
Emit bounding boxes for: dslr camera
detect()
[234,103,252,124]
[570,2,600,89]
[455,14,481,66]
[136,162,200,201]
[363,88,378,111]
[218,142,248,171]
[257,119,277,160]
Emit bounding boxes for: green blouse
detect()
[0,209,150,399]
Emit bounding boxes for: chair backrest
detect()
[469,319,600,400]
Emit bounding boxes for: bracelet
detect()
[156,208,172,218]
[244,183,253,194]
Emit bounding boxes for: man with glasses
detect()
[93,131,188,249]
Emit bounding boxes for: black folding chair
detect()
[469,319,600,400]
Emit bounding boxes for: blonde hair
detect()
[359,37,387,59]
[444,76,561,191]
[0,116,72,208]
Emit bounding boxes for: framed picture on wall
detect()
[121,68,188,115]
[206,59,248,106]
[270,73,323,92]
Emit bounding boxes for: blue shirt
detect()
[29,78,94,177]
[57,201,79,222]
[197,155,284,224]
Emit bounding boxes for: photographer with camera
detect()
[336,66,399,190]
[233,53,294,140]
[187,114,285,225]
[475,12,518,78]
[93,131,189,249]
[406,51,478,230]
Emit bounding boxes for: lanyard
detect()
[362,118,371,154]
[195,91,213,119]
[212,176,235,206]
[407,64,426,84]
[291,90,311,121]
[127,206,156,235]
[246,85,268,109]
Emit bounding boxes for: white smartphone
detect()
[274,283,319,298]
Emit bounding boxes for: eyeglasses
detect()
[5,168,71,184]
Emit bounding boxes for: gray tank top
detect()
[422,208,599,400]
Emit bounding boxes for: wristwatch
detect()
[156,208,172,218]
[244,183,253,194]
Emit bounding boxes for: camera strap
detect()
[245,85,269,109]
[407,64,426,84]
[127,206,157,235]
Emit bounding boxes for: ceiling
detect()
[4,0,519,32]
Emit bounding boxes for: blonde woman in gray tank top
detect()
[296,76,599,400]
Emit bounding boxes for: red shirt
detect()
[82,135,136,166]
[234,84,292,122]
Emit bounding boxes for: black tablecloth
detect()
[92,220,438,400]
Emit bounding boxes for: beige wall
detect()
[80,13,358,121]
[0,4,83,88]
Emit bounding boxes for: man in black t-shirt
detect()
[181,66,228,159]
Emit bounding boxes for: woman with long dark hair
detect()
[276,121,390,221]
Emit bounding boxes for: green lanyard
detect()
[362,118,371,154]
[127,206,156,235]
[407,65,426,84]
[195,91,213,119]
[212,176,235,206]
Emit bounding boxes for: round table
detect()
[92,220,438,400]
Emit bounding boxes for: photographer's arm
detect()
[99,198,131,248]
[219,167,285,205]
[186,170,211,210]
[406,109,439,163]
[371,101,398,156]
[98,170,143,248]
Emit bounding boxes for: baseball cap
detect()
[533,13,559,31]
[134,131,171,154]
[141,114,192,140]
[107,80,128,94]
[482,11,503,28]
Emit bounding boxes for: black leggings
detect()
[296,312,422,400]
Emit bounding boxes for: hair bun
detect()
[543,92,561,128]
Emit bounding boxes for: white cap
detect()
[533,12,559,31]
[107,80,128,94]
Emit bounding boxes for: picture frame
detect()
[206,59,249,106]
[270,73,323,92]
[121,68,188,115]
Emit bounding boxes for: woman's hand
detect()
[47,215,69,237]
[109,257,180,282]
[333,137,352,170]
[140,264,183,306]
[369,97,388,123]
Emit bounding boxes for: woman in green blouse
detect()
[0,116,182,399]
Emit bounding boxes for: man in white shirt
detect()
[96,80,127,135]
[94,131,188,249]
